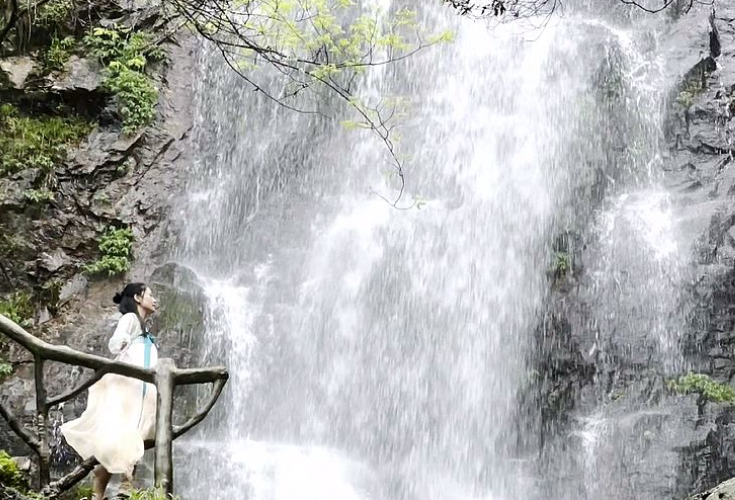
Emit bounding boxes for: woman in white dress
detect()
[61,283,159,500]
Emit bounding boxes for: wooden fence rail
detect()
[0,314,228,497]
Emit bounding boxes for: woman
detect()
[61,283,159,500]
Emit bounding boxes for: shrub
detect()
[84,227,135,277]
[104,66,158,134]
[667,373,735,403]
[84,26,164,133]
[0,451,28,491]
[0,292,34,327]
[24,188,55,204]
[43,36,76,73]
[34,0,73,28]
[550,251,570,277]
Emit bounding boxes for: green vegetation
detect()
[84,227,135,277]
[0,359,12,381]
[0,451,28,491]
[34,0,74,29]
[0,292,34,327]
[676,78,704,109]
[24,188,55,204]
[0,104,92,176]
[668,373,735,403]
[84,26,164,133]
[550,251,570,276]
[42,36,76,73]
[64,484,94,500]
[127,487,180,500]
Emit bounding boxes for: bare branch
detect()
[0,314,156,383]
[173,377,227,436]
[46,367,110,407]
[0,401,41,453]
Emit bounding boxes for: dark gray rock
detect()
[51,56,105,93]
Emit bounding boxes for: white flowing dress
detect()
[61,313,158,476]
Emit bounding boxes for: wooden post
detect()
[34,356,50,486]
[154,358,176,495]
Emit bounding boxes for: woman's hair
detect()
[113,282,147,315]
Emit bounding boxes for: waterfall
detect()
[171,2,687,500]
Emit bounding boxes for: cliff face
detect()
[0,0,205,464]
[4,1,735,499]
[531,4,735,499]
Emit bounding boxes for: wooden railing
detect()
[0,314,228,497]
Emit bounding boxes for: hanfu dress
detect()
[61,313,158,476]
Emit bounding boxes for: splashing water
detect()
[172,2,688,500]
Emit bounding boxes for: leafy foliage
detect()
[171,0,453,206]
[34,0,74,29]
[84,26,164,133]
[0,104,92,176]
[42,36,75,73]
[24,188,55,204]
[0,292,34,327]
[550,251,570,276]
[104,67,158,134]
[127,487,181,500]
[0,359,12,380]
[0,451,28,491]
[668,373,735,403]
[84,227,135,277]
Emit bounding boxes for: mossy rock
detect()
[149,262,207,352]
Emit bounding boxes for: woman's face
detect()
[136,287,158,315]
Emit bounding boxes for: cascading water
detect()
[538,13,691,500]
[170,2,690,500]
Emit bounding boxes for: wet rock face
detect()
[0,0,197,463]
[530,4,735,499]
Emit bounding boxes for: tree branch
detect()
[172,377,227,437]
[0,401,41,453]
[43,377,228,497]
[0,314,157,383]
[46,367,110,408]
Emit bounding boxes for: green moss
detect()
[0,104,92,177]
[83,26,164,133]
[0,292,34,327]
[667,373,735,403]
[0,451,28,491]
[84,227,134,277]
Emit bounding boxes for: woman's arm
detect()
[108,313,139,355]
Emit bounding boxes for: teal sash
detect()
[136,332,155,429]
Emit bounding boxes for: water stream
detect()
[172,2,689,499]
